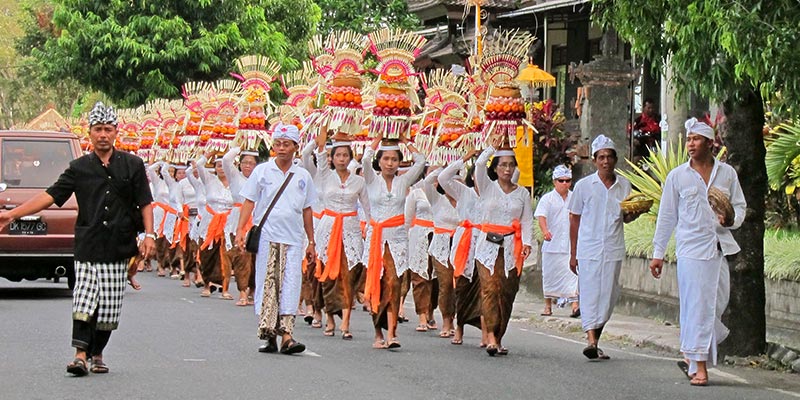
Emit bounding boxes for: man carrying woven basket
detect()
[568,135,644,361]
[649,118,746,387]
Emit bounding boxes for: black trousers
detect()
[72,313,112,357]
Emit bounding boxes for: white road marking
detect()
[183,359,206,362]
[766,388,800,399]
[708,368,748,384]
[180,298,195,304]
[304,350,322,357]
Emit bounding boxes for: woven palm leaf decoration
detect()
[367,28,427,139]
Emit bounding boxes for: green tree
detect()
[315,0,420,34]
[27,0,320,107]
[594,0,800,357]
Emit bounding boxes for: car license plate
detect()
[9,219,47,235]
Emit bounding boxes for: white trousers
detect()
[253,240,303,317]
[577,259,622,331]
[542,252,579,302]
[677,253,730,370]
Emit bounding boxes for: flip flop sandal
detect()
[311,320,322,328]
[194,281,204,288]
[323,328,335,337]
[439,330,451,338]
[200,290,211,297]
[220,293,234,300]
[677,361,692,379]
[540,309,553,316]
[342,331,353,340]
[181,282,191,288]
[66,358,88,377]
[486,344,498,356]
[90,359,109,374]
[235,299,248,306]
[415,324,428,332]
[450,338,463,345]
[127,280,142,291]
[497,347,509,356]
[597,348,611,360]
[582,345,599,360]
[569,309,581,318]
[690,377,708,387]
[372,340,387,349]
[387,339,401,349]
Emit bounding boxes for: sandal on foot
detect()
[582,344,599,360]
[540,309,553,316]
[127,279,142,291]
[323,328,335,337]
[220,293,234,300]
[200,290,211,297]
[497,347,509,356]
[372,340,387,349]
[486,344,498,356]
[342,331,353,340]
[181,281,191,288]
[415,324,428,332]
[387,339,401,349]
[439,330,451,338]
[426,320,438,330]
[90,358,109,374]
[235,298,248,306]
[66,358,88,376]
[597,348,610,360]
[690,377,708,387]
[450,338,463,345]
[569,308,581,318]
[311,319,322,328]
[194,280,204,288]
[279,339,306,355]
[677,360,693,380]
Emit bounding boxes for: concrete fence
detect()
[524,253,800,350]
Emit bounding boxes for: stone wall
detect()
[523,254,800,350]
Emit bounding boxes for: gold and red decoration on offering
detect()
[367,28,427,139]
[471,30,535,148]
[414,70,473,164]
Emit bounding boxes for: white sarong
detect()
[542,252,579,302]
[577,258,622,331]
[677,253,730,369]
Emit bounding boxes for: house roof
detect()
[407,0,519,13]
[24,108,70,132]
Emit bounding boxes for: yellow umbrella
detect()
[517,63,556,87]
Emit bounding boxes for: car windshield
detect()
[2,139,73,188]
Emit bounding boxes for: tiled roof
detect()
[407,0,520,12]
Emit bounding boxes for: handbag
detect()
[245,172,295,253]
[486,231,512,245]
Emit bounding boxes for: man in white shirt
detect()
[569,135,642,360]
[534,165,579,317]
[236,123,318,355]
[649,118,746,386]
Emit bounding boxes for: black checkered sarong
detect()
[72,259,129,331]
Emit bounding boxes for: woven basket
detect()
[708,186,735,227]
[620,194,653,214]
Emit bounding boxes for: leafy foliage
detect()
[616,139,688,215]
[530,100,573,197]
[315,0,420,34]
[765,122,800,194]
[593,0,800,112]
[27,0,320,107]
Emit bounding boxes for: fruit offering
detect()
[483,96,526,121]
[325,85,363,109]
[373,92,412,117]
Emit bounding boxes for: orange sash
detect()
[453,220,482,278]
[171,204,191,251]
[201,205,231,250]
[318,209,358,282]
[154,202,178,237]
[364,214,405,311]
[411,218,434,228]
[480,219,524,276]
[313,211,323,219]
[360,220,367,239]
[434,226,456,236]
[233,202,254,234]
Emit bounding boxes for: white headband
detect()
[332,141,352,148]
[494,150,516,157]
[241,150,259,157]
[379,144,401,151]
[684,117,715,141]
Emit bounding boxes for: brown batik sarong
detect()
[372,244,402,330]
[433,258,455,320]
[455,272,482,329]
[320,242,353,315]
[258,243,295,340]
[228,237,254,292]
[477,254,520,340]
[199,244,231,285]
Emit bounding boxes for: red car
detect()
[0,130,81,288]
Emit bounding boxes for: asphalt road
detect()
[1,274,797,400]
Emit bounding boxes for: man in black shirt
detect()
[0,102,155,376]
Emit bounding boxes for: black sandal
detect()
[342,331,353,340]
[66,358,88,376]
[90,358,109,374]
[279,339,306,355]
[582,344,599,360]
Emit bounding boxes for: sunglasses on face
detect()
[557,179,572,183]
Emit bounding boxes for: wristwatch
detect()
[145,233,157,241]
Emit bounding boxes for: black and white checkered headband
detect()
[88,101,118,127]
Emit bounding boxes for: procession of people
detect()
[0,27,745,389]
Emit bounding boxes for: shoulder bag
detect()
[245,172,295,253]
